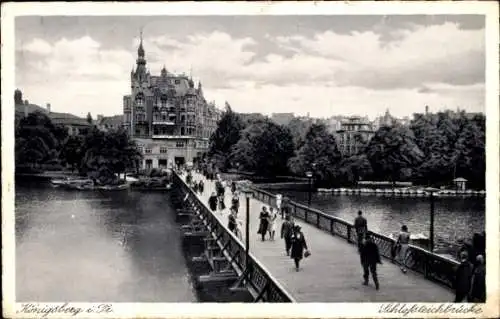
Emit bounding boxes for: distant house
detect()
[49,112,91,136]
[335,116,375,156]
[453,177,468,191]
[15,100,91,136]
[96,114,124,132]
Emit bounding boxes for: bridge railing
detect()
[173,173,295,303]
[250,186,459,289]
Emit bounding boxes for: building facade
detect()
[123,34,220,169]
[335,116,374,157]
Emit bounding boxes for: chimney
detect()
[425,105,429,115]
[46,103,51,113]
[24,104,28,117]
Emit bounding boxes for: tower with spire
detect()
[123,32,220,170]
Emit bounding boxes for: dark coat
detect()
[360,240,381,265]
[281,220,294,239]
[208,195,218,211]
[290,231,308,260]
[469,264,486,302]
[354,216,367,234]
[258,211,270,234]
[454,261,474,294]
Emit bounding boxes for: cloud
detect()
[18,36,134,83]
[15,22,485,118]
[274,22,485,90]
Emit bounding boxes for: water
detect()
[15,181,197,302]
[268,190,485,251]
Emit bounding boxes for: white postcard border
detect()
[2,1,499,318]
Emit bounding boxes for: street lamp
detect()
[242,186,253,271]
[306,171,313,206]
[425,187,440,252]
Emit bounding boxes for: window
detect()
[180,127,185,135]
[175,79,180,84]
[138,146,144,153]
[160,147,168,153]
[176,141,185,148]
[145,148,152,154]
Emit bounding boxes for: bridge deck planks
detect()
[186,172,454,302]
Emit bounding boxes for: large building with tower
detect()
[123,34,221,170]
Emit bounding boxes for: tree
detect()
[60,135,84,172]
[230,120,295,176]
[336,154,373,186]
[86,112,93,124]
[287,117,314,149]
[365,125,425,183]
[207,103,245,169]
[79,127,142,182]
[15,111,66,169]
[14,89,23,105]
[288,123,342,187]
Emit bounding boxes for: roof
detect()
[49,112,90,126]
[99,115,123,127]
[15,103,48,114]
[453,177,468,182]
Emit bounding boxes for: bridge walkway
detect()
[185,172,454,302]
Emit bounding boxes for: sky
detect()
[15,15,485,119]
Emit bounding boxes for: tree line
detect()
[206,104,485,189]
[15,111,142,182]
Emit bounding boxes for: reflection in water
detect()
[272,190,485,249]
[15,181,197,302]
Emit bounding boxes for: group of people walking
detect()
[188,171,486,302]
[354,210,486,301]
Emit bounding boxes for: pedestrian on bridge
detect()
[396,225,410,273]
[258,206,270,241]
[468,254,486,302]
[281,197,290,219]
[290,225,309,271]
[231,193,240,214]
[360,233,381,290]
[208,192,218,212]
[354,210,368,252]
[198,180,204,194]
[454,250,473,302]
[281,215,294,256]
[228,208,238,233]
[268,207,278,241]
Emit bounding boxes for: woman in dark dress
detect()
[258,206,270,241]
[290,225,309,271]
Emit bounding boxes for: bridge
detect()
[173,171,456,302]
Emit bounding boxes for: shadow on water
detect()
[15,181,198,302]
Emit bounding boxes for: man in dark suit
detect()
[360,233,381,290]
[354,210,368,252]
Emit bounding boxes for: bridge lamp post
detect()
[306,171,313,207]
[243,186,253,271]
[425,187,440,252]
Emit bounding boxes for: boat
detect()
[51,177,91,187]
[97,183,130,191]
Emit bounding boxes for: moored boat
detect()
[97,183,130,191]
